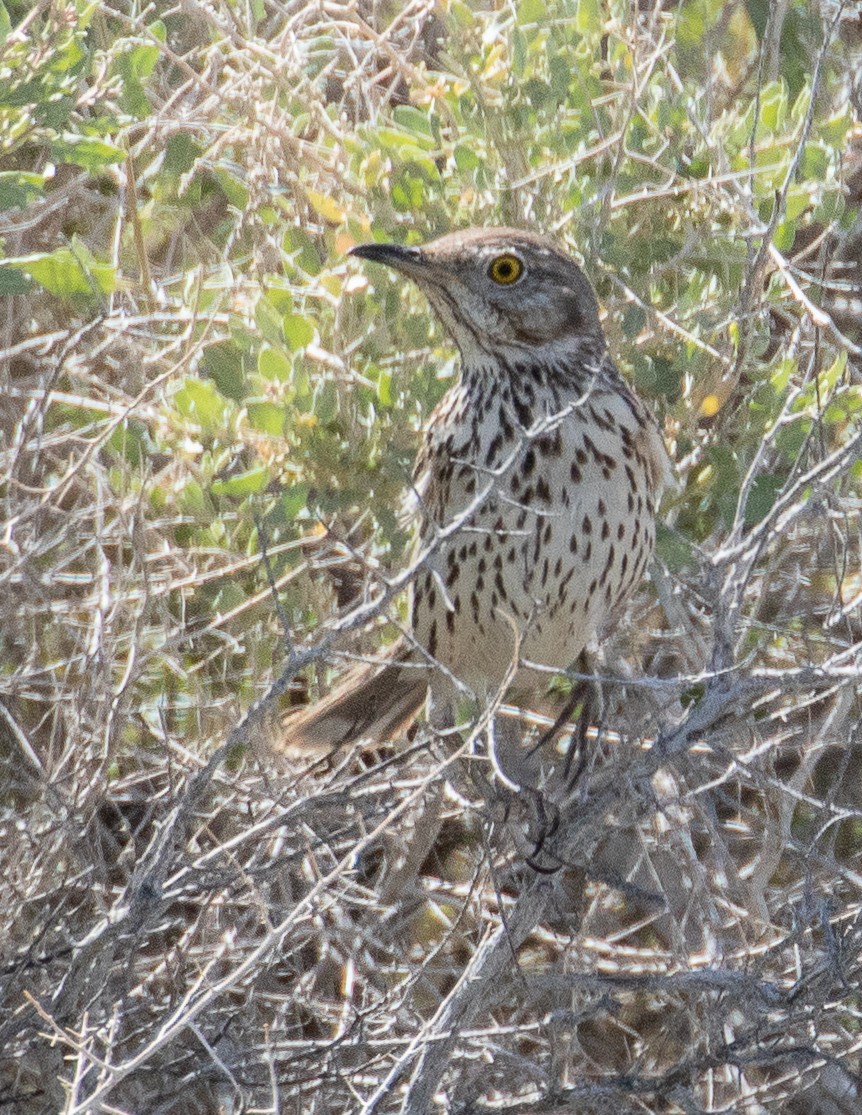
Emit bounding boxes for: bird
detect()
[281,227,674,755]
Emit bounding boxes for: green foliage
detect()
[2,0,860,756]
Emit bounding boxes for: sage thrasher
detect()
[283,228,674,753]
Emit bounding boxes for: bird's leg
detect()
[561,648,605,790]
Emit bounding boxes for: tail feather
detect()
[279,642,428,754]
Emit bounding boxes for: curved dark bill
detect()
[349,242,424,269]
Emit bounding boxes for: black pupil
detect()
[497,259,514,278]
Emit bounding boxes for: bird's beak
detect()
[349,242,426,275]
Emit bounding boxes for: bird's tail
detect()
[278,641,428,755]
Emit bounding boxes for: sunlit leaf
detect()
[212,466,269,497]
[306,188,346,224]
[258,347,292,382]
[283,313,314,350]
[247,401,286,436]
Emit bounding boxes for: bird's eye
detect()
[488,254,524,285]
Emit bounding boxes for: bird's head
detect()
[350,227,603,364]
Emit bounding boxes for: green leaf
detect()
[0,240,114,298]
[314,379,338,425]
[283,313,314,350]
[656,523,694,572]
[247,401,286,435]
[744,473,784,526]
[305,188,346,224]
[173,377,229,430]
[212,166,249,210]
[516,0,546,24]
[256,295,286,347]
[164,133,201,177]
[375,126,436,153]
[282,483,311,519]
[576,0,601,34]
[0,78,43,108]
[258,346,292,381]
[392,105,434,141]
[107,419,148,467]
[0,170,47,209]
[377,369,393,407]
[454,145,480,171]
[212,466,269,497]
[202,342,247,400]
[51,134,126,171]
[758,80,787,133]
[0,267,30,294]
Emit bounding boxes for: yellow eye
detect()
[488,254,524,285]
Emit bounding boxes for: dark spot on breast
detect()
[582,515,592,534]
[535,477,551,502]
[485,433,503,466]
[513,396,531,427]
[537,431,562,456]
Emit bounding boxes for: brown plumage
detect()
[282,228,673,754]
